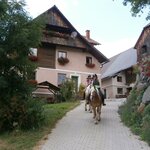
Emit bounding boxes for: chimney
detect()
[86,30,90,39]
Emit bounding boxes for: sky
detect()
[25,0,149,58]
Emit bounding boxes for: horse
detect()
[84,84,92,113]
[90,86,102,124]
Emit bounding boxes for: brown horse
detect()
[90,86,102,124]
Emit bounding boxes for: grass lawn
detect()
[0,101,80,150]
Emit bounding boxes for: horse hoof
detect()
[95,121,98,124]
[90,111,92,113]
[85,109,87,111]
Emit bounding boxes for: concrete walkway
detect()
[40,100,150,150]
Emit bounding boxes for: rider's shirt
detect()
[92,79,100,88]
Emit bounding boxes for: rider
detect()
[92,74,106,106]
[82,75,92,100]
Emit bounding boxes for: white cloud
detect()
[96,38,137,58]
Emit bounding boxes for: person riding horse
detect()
[92,74,106,106]
[83,75,92,100]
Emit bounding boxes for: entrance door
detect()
[71,76,78,93]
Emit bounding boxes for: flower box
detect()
[29,55,38,61]
[57,57,69,65]
[85,63,95,68]
[28,79,37,85]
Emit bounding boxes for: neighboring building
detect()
[134,23,150,62]
[101,48,137,99]
[134,23,150,84]
[33,5,108,91]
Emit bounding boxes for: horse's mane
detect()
[91,86,101,101]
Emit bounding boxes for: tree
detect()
[0,0,44,131]
[122,0,150,20]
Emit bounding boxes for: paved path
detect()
[40,100,150,150]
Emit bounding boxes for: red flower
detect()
[57,57,69,65]
[29,55,38,61]
[28,79,37,85]
[85,63,95,68]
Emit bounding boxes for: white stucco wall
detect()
[101,72,128,99]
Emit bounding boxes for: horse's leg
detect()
[89,102,92,113]
[85,100,87,111]
[88,103,90,111]
[94,107,99,124]
[97,106,100,121]
[93,107,96,119]
[98,105,102,121]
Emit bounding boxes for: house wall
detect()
[36,45,102,89]
[101,72,128,99]
[37,46,56,68]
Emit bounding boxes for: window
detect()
[58,73,66,86]
[86,56,92,64]
[117,88,123,94]
[30,48,37,56]
[58,51,67,58]
[117,76,122,82]
[141,45,147,54]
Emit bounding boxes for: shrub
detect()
[142,105,150,145]
[59,79,76,102]
[20,98,45,130]
[0,96,45,131]
[119,88,138,126]
[77,83,85,99]
[119,86,150,146]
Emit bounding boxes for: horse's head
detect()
[90,86,99,101]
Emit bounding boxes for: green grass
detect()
[0,101,80,150]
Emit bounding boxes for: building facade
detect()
[33,5,108,91]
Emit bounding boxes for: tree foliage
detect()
[0,0,44,131]
[122,0,150,20]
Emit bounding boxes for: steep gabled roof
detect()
[101,48,137,79]
[37,5,108,63]
[38,81,60,91]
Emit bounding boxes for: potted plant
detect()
[85,63,95,68]
[57,57,69,65]
[29,55,38,61]
[28,79,37,85]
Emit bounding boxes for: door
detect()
[71,76,78,93]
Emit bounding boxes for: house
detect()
[32,5,108,91]
[134,23,150,62]
[134,23,150,111]
[134,23,150,81]
[101,48,137,99]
